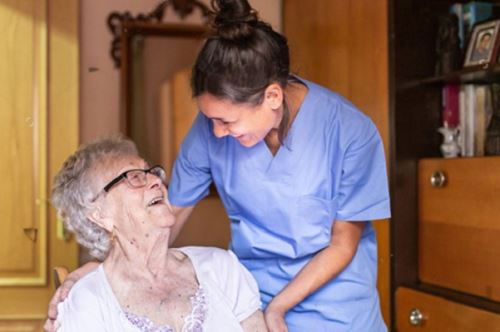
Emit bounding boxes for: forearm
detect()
[267,221,365,314]
[169,204,195,245]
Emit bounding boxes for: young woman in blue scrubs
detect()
[168,0,391,331]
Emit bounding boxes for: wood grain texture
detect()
[284,0,391,323]
[396,287,500,332]
[419,157,500,229]
[419,157,500,301]
[0,0,79,323]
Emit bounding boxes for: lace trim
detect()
[124,286,207,332]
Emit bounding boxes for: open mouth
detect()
[147,196,164,207]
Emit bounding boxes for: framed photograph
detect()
[464,19,500,67]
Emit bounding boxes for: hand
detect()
[264,306,288,332]
[43,261,99,332]
[43,276,78,331]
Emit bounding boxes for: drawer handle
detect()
[430,171,447,188]
[409,308,425,326]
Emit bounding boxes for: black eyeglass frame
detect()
[91,165,166,202]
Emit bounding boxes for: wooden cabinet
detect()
[0,0,79,328]
[396,288,500,331]
[419,158,500,301]
[391,0,500,330]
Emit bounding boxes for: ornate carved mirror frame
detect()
[107,0,210,134]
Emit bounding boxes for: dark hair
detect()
[192,0,292,143]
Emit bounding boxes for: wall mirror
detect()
[109,0,209,178]
[108,1,230,249]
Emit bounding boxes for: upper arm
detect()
[336,115,390,221]
[330,220,366,257]
[169,113,213,207]
[169,204,195,244]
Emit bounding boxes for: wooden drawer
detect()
[418,157,500,301]
[396,287,500,331]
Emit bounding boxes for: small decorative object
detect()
[438,126,460,158]
[442,84,460,127]
[435,13,463,75]
[462,1,494,44]
[463,19,500,67]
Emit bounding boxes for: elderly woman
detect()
[51,137,267,332]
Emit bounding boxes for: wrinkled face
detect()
[92,155,175,234]
[197,92,282,147]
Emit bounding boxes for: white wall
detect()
[80,0,282,142]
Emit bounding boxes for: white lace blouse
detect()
[56,247,261,332]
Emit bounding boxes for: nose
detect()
[147,172,163,188]
[213,122,230,138]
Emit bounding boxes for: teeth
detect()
[148,197,163,206]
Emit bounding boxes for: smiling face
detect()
[196,84,284,147]
[90,155,175,236]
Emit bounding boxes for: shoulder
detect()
[177,246,254,286]
[301,79,379,146]
[302,78,375,130]
[57,266,111,322]
[56,267,113,331]
[178,246,238,271]
[184,112,213,143]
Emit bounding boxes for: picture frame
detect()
[463,19,500,67]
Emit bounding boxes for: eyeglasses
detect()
[91,165,166,202]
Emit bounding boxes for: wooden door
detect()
[283,0,391,323]
[0,0,48,287]
[0,0,79,327]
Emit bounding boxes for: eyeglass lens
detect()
[125,166,165,188]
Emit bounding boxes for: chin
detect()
[237,137,259,147]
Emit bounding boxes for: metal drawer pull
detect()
[409,308,425,326]
[430,171,447,188]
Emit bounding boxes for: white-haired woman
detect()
[49,137,267,332]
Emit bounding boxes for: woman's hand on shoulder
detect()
[43,275,78,331]
[43,261,100,332]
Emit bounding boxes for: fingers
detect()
[43,317,59,332]
[47,286,62,320]
[59,277,77,300]
[43,318,52,332]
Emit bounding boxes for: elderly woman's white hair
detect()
[51,137,138,260]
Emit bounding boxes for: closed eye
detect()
[214,118,234,125]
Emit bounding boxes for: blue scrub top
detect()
[169,78,391,331]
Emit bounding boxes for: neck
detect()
[104,225,174,282]
[266,81,308,146]
[284,81,307,124]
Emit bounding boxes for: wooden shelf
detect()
[398,64,500,90]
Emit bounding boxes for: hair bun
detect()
[211,0,259,39]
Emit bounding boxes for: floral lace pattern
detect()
[124,286,207,332]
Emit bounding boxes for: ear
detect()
[86,205,114,232]
[264,83,284,110]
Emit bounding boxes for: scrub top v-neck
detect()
[169,77,390,332]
